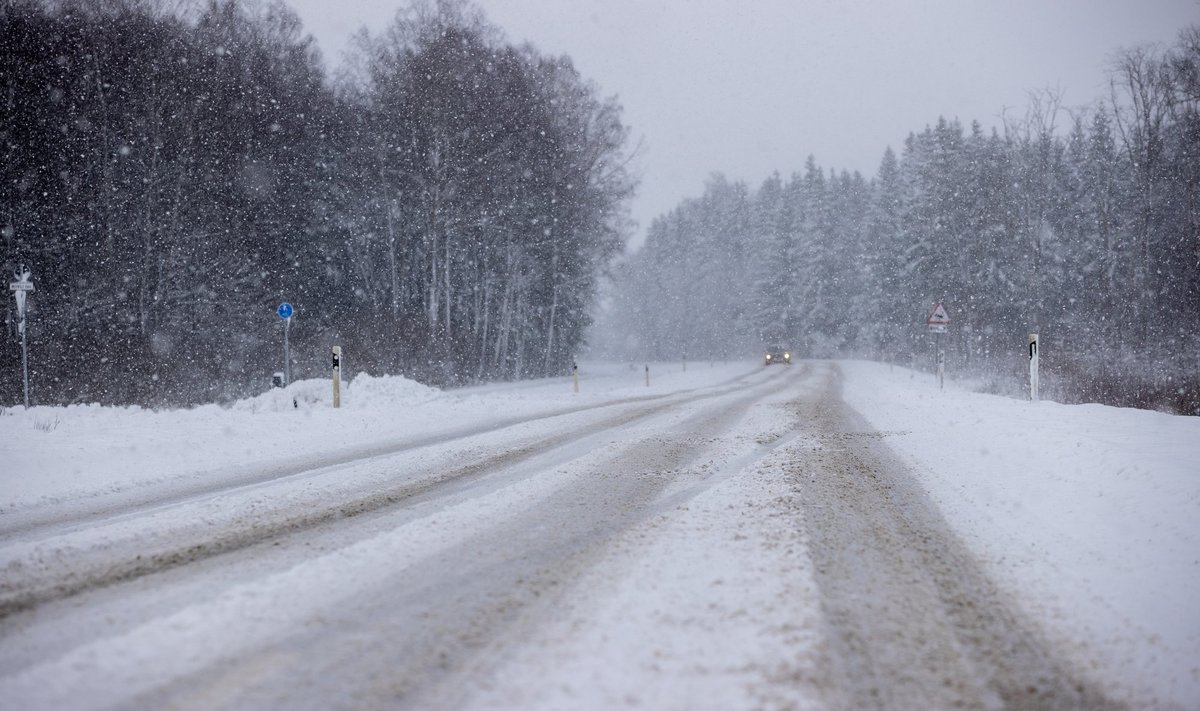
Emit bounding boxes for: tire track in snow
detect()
[0,364,807,710]
[784,364,1124,710]
[0,367,782,620]
[0,367,766,538]
[131,365,814,710]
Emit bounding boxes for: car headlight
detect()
[784,352,790,360]
[765,354,772,359]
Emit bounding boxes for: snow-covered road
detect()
[1,360,1196,709]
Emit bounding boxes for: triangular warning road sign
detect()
[927,303,951,324]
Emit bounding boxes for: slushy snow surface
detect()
[1,360,1197,707]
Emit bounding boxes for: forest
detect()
[1,0,634,405]
[3,1,1197,413]
[596,26,1199,414]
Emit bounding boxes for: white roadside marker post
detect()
[1028,333,1039,402]
[645,364,650,387]
[332,345,342,408]
[572,358,579,394]
[9,266,34,408]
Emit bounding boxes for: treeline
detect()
[602,27,1199,413]
[1,0,633,406]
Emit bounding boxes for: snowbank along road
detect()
[0,362,1130,708]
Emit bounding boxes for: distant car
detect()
[764,346,791,366]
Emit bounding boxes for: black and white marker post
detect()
[9,266,34,408]
[1028,333,1039,402]
[332,345,342,408]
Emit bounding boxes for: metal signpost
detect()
[10,267,34,408]
[277,302,293,386]
[926,303,951,388]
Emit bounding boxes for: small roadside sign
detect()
[277,302,294,319]
[927,303,950,333]
[11,270,33,319]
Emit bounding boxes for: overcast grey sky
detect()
[287,0,1199,241]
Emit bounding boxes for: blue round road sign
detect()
[277,302,294,319]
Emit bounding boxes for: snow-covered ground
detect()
[839,361,1200,707]
[1,359,1197,708]
[0,361,736,516]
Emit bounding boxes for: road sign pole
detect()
[10,267,34,408]
[20,319,29,408]
[283,317,291,386]
[936,337,945,390]
[276,302,294,386]
[935,331,940,376]
[925,303,951,390]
